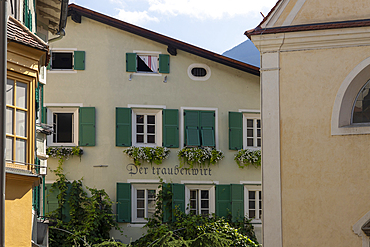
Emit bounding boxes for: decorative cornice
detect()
[251,26,370,53]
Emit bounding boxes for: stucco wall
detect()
[45,16,261,243]
[279,45,370,246]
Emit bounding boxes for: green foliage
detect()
[177,147,224,168]
[131,180,258,247]
[47,163,121,246]
[46,146,83,166]
[92,239,128,246]
[234,149,261,168]
[123,146,170,166]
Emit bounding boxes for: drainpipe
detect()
[48,0,68,43]
[0,0,7,246]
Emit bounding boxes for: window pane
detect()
[136,125,144,133]
[147,125,155,134]
[353,79,370,123]
[257,129,261,137]
[257,119,261,128]
[249,191,255,199]
[247,119,253,128]
[249,201,255,209]
[201,200,209,208]
[148,190,156,199]
[190,200,197,209]
[247,129,253,137]
[147,115,155,124]
[201,210,209,216]
[16,82,27,109]
[6,137,13,161]
[137,135,144,143]
[247,138,253,146]
[249,210,255,218]
[147,135,155,143]
[137,200,144,208]
[16,110,27,137]
[137,209,144,218]
[190,190,197,199]
[52,52,73,69]
[6,107,13,134]
[15,138,26,163]
[201,190,209,199]
[6,79,14,105]
[55,113,73,143]
[137,190,144,198]
[137,115,144,124]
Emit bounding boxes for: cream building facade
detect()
[247,0,370,246]
[44,4,262,244]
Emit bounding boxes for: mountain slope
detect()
[222,39,260,68]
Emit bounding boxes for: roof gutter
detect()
[49,0,69,43]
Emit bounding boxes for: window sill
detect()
[132,73,162,77]
[48,70,77,74]
[331,124,370,136]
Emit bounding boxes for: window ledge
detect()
[331,124,370,136]
[48,70,77,74]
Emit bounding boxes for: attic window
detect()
[188,64,211,81]
[191,68,207,77]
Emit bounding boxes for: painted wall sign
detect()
[126,164,212,176]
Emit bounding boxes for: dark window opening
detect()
[137,55,156,72]
[52,52,73,70]
[53,113,73,143]
[191,67,207,77]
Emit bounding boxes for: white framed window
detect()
[47,107,79,146]
[131,184,160,223]
[185,184,215,216]
[244,184,262,223]
[187,63,211,81]
[243,113,261,149]
[132,108,162,147]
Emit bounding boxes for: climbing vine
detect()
[47,162,121,246]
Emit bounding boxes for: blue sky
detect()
[69,0,277,54]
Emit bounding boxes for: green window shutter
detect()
[200,111,215,147]
[163,109,179,148]
[229,112,243,150]
[79,107,96,146]
[46,60,51,70]
[126,53,137,72]
[184,110,200,146]
[216,185,231,218]
[116,108,131,147]
[117,183,131,223]
[45,184,59,215]
[74,51,85,70]
[159,54,170,73]
[162,183,172,223]
[231,184,244,222]
[172,184,185,222]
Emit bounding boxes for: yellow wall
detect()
[5,175,34,247]
[45,16,261,242]
[279,45,370,246]
[292,0,370,25]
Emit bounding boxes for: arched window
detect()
[352,79,370,124]
[331,57,370,135]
